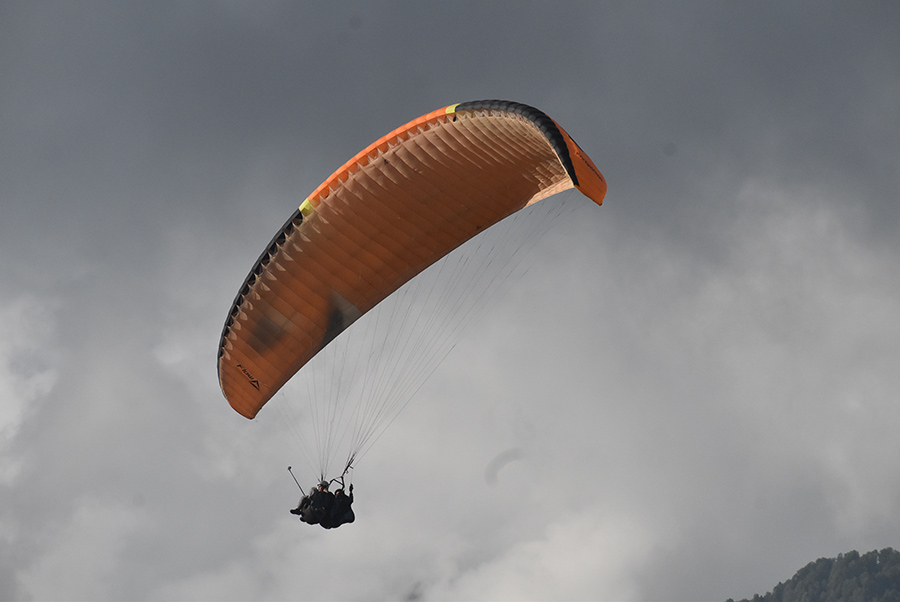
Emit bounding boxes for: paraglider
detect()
[217,100,606,524]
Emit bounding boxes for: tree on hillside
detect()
[728,548,900,602]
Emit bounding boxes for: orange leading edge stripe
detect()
[296,102,604,219]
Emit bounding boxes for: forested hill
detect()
[728,548,900,602]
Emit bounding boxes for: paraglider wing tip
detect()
[556,125,606,207]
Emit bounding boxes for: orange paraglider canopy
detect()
[217,100,605,419]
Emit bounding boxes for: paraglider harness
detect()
[288,457,355,529]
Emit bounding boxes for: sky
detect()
[2,2,899,600]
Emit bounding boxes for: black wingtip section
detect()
[454,100,578,187]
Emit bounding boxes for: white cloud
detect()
[18,497,147,601]
[0,296,59,483]
[425,511,651,602]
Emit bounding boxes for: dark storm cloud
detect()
[580,3,900,247]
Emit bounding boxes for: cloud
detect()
[425,511,651,601]
[0,296,59,484]
[17,497,147,601]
